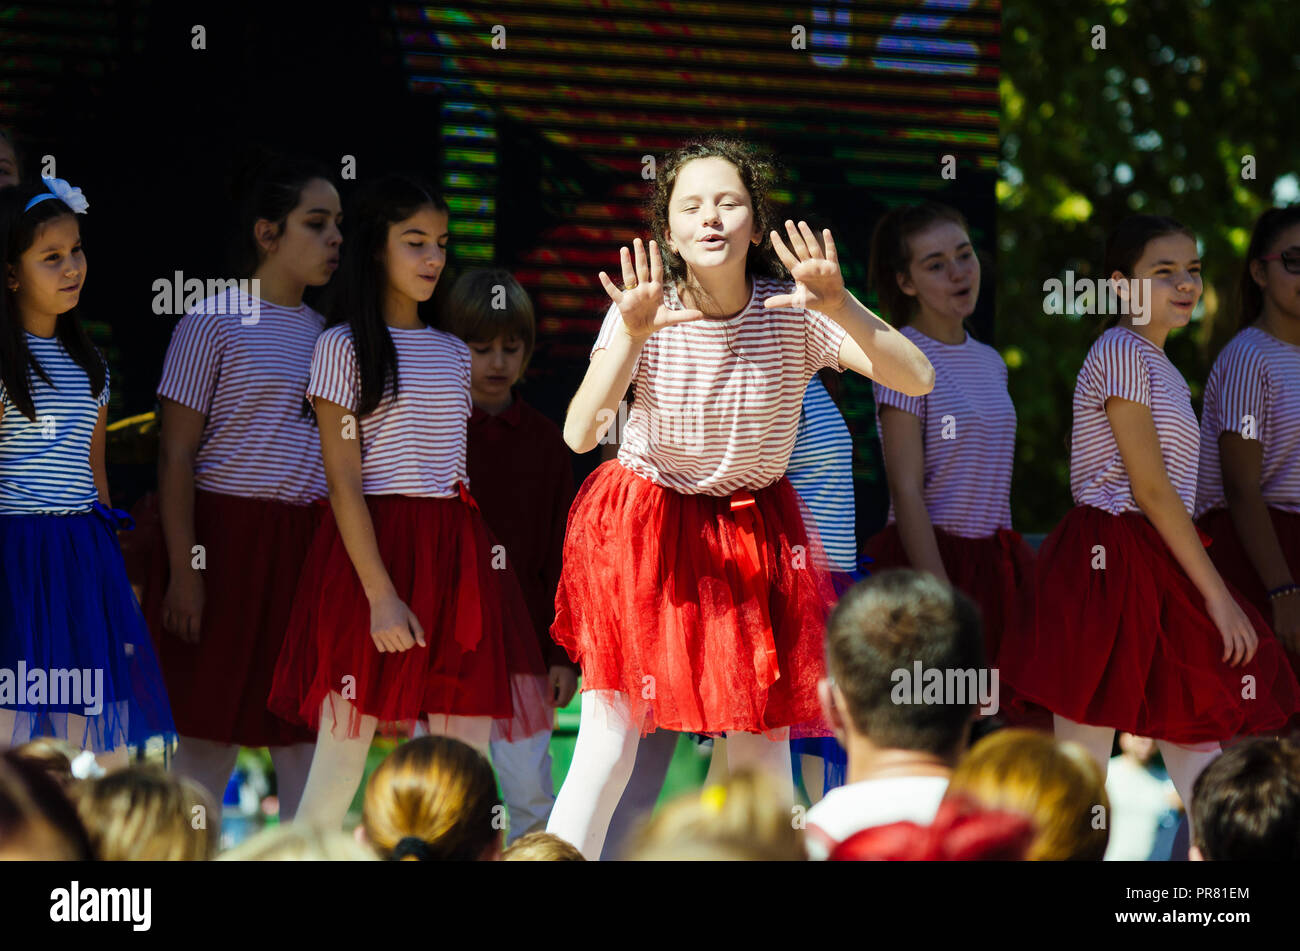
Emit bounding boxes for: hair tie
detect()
[24,176,90,214]
[390,836,435,861]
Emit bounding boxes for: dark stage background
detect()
[2,0,999,553]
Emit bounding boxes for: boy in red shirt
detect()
[442,268,578,840]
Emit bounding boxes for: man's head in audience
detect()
[821,570,983,775]
[1191,737,1300,861]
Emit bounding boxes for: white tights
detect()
[1053,714,1220,849]
[547,690,793,860]
[294,693,492,830]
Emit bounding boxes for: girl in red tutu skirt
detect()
[144,152,339,817]
[267,175,550,828]
[545,139,935,858]
[862,202,1042,728]
[1195,206,1300,684]
[998,216,1300,818]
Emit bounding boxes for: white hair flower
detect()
[23,176,90,215]
[45,177,90,213]
[70,749,106,780]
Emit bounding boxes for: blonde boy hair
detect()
[72,765,217,861]
[946,728,1110,861]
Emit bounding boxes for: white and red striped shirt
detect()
[307,322,470,498]
[592,276,846,496]
[1197,326,1300,517]
[1072,326,1199,516]
[873,325,1015,538]
[157,293,327,505]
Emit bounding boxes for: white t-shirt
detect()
[1103,755,1177,861]
[804,774,950,860]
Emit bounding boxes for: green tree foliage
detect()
[1001,0,1300,530]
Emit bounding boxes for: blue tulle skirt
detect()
[0,504,176,751]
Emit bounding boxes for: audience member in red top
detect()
[441,267,577,843]
[828,795,1034,861]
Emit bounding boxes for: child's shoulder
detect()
[1086,325,1153,368]
[426,325,471,358]
[312,322,356,359]
[1216,326,1271,369]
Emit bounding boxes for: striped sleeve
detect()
[1093,332,1150,408]
[591,302,626,355]
[1210,343,1267,438]
[157,311,225,415]
[307,328,360,413]
[873,379,926,420]
[804,306,847,375]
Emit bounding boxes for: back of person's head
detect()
[823,570,983,757]
[502,831,586,861]
[946,729,1109,861]
[0,750,95,860]
[626,768,803,861]
[217,823,378,861]
[362,736,502,861]
[440,267,537,370]
[9,738,87,788]
[828,795,1034,861]
[71,765,216,861]
[1191,738,1300,861]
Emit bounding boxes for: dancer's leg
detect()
[267,741,316,821]
[427,714,493,759]
[546,690,641,860]
[800,754,825,804]
[171,736,240,806]
[0,709,18,751]
[1053,714,1116,775]
[601,728,676,860]
[492,729,558,844]
[295,694,379,829]
[726,730,794,796]
[1154,739,1220,856]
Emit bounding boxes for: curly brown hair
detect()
[647,138,785,314]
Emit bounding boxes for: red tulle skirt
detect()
[551,460,837,737]
[1198,506,1300,678]
[267,492,551,741]
[862,522,1051,730]
[998,505,1300,744]
[141,490,319,747]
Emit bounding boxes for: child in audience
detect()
[359,735,503,861]
[71,764,217,860]
[946,729,1110,860]
[1190,737,1300,861]
[806,570,981,860]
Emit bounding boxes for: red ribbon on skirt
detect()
[454,481,483,652]
[730,489,780,690]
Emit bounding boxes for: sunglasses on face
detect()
[1260,249,1300,275]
